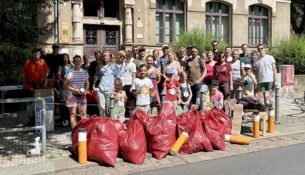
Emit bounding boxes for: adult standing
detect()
[178,47,188,71]
[23,48,50,91]
[88,50,102,90]
[255,44,278,105]
[119,51,137,113]
[163,50,182,80]
[229,49,244,99]
[44,43,63,84]
[146,55,161,107]
[94,50,118,117]
[224,46,232,63]
[81,55,90,71]
[63,55,89,129]
[152,49,160,68]
[211,40,219,61]
[58,53,74,101]
[131,46,138,60]
[186,46,207,105]
[159,44,170,74]
[239,44,252,65]
[214,52,233,100]
[204,51,216,86]
[133,46,147,70]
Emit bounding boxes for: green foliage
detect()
[173,28,227,55]
[291,0,305,34]
[269,35,305,74]
[0,43,32,85]
[0,0,55,85]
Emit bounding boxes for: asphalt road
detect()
[133,143,305,175]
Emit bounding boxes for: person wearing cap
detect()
[242,64,257,96]
[133,46,147,71]
[210,79,224,109]
[23,48,50,91]
[44,43,64,87]
[159,44,170,73]
[163,66,181,107]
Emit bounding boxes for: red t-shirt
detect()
[214,63,232,84]
[204,64,214,82]
[23,58,50,83]
[165,79,180,101]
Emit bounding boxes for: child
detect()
[164,67,181,108]
[242,64,257,96]
[111,78,127,122]
[131,64,153,113]
[210,80,224,109]
[179,71,192,111]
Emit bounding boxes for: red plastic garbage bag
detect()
[72,115,118,166]
[135,103,177,159]
[86,90,97,104]
[212,108,232,135]
[117,116,147,164]
[176,110,213,154]
[200,111,226,151]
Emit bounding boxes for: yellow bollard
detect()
[170,131,189,155]
[268,110,275,133]
[78,128,87,164]
[225,134,250,145]
[253,114,260,138]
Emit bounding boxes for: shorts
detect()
[66,94,87,108]
[259,82,274,93]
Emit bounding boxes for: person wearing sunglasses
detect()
[255,44,278,106]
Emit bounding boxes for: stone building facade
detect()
[39,0,291,60]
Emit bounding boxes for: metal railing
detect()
[0,97,46,154]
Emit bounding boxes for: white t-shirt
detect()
[117,60,137,86]
[132,77,153,106]
[255,54,276,83]
[229,59,244,81]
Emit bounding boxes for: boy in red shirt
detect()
[164,67,181,107]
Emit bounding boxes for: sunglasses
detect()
[258,47,264,50]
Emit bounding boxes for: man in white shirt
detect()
[255,44,278,105]
[229,49,244,99]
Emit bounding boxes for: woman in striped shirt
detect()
[64,55,89,128]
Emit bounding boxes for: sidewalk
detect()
[1,93,305,175]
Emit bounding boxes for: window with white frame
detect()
[248,5,269,46]
[205,2,229,43]
[156,0,184,43]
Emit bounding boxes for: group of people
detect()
[23,41,278,128]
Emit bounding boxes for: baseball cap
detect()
[52,43,60,48]
[244,64,252,69]
[162,44,169,49]
[31,48,40,53]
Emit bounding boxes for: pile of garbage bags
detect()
[71,103,231,166]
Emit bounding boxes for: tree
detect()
[291,0,305,34]
[0,0,64,85]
